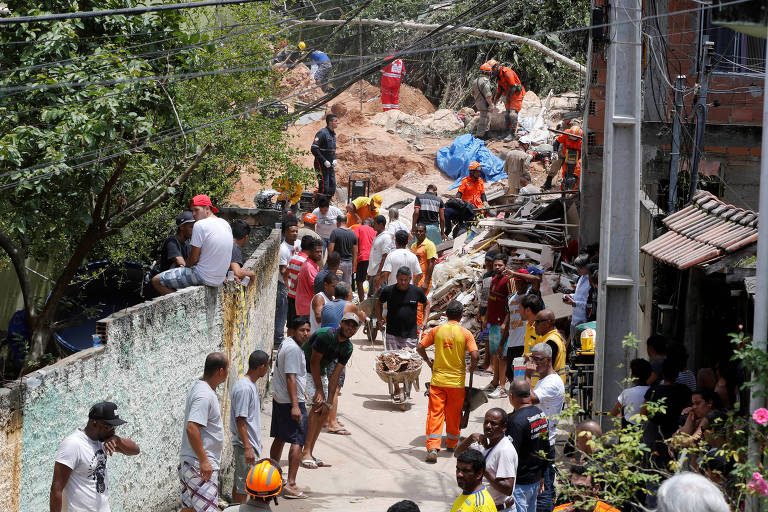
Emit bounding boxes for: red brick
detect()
[706,108,730,123]
[754,109,765,123]
[707,146,727,154]
[727,147,750,156]
[732,108,753,122]
[750,147,762,157]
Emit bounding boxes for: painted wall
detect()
[0,229,279,512]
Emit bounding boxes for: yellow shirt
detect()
[539,329,568,384]
[523,321,537,355]
[410,238,437,288]
[450,487,498,512]
[421,321,478,389]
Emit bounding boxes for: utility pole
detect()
[667,75,685,212]
[689,41,714,201]
[358,16,363,112]
[593,0,642,428]
[746,29,768,512]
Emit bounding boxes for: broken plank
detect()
[497,239,548,251]
[395,183,421,197]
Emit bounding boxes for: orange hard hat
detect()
[479,59,498,72]
[468,161,482,171]
[245,459,283,498]
[302,212,317,224]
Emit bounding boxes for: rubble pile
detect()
[375,349,423,373]
[279,63,325,105]
[370,109,464,137]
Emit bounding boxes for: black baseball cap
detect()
[176,211,195,226]
[89,402,127,426]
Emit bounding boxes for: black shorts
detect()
[270,400,308,445]
[356,260,369,282]
[287,297,297,326]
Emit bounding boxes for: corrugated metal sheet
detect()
[640,191,759,270]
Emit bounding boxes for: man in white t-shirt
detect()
[454,408,518,511]
[612,358,652,425]
[385,207,409,246]
[525,342,564,512]
[379,229,421,287]
[179,352,229,512]
[51,402,140,512]
[312,196,343,253]
[269,317,311,499]
[153,194,233,295]
[367,215,392,294]
[275,220,300,349]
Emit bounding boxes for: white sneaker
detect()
[488,387,507,399]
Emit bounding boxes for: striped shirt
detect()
[287,252,308,298]
[414,192,444,225]
[450,486,497,512]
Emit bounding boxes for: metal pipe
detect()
[746,32,768,512]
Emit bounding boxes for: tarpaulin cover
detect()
[436,134,507,190]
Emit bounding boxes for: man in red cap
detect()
[152,194,233,295]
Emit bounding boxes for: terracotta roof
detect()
[640,191,759,270]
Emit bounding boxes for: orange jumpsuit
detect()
[556,125,583,190]
[495,66,526,112]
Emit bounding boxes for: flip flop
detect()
[301,459,318,469]
[283,491,307,499]
[327,428,352,435]
[314,459,333,467]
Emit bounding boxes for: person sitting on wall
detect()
[159,211,195,272]
[230,219,256,285]
[152,195,233,295]
[51,402,141,512]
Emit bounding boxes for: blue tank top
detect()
[310,51,331,64]
[321,299,347,328]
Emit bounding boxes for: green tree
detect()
[0,1,309,371]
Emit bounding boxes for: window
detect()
[589,100,596,116]
[703,11,766,74]
[588,132,597,147]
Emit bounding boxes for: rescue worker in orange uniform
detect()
[457,161,489,210]
[491,62,526,142]
[380,50,405,111]
[416,300,479,463]
[544,119,583,190]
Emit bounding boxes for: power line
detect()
[0,0,270,25]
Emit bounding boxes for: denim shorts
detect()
[156,266,203,290]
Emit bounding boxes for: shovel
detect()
[461,371,473,429]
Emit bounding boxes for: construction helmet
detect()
[468,161,482,171]
[371,194,383,207]
[479,59,497,72]
[245,459,283,498]
[298,41,306,50]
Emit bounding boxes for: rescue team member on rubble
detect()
[347,194,383,226]
[51,402,140,512]
[380,49,405,111]
[311,114,338,197]
[417,300,479,464]
[413,184,446,246]
[471,61,497,140]
[544,119,583,191]
[458,161,490,210]
[491,61,526,143]
[308,48,333,92]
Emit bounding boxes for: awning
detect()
[640,191,759,270]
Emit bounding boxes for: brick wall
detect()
[0,229,280,512]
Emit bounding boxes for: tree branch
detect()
[93,158,127,225]
[289,19,587,74]
[0,228,36,321]
[106,142,213,232]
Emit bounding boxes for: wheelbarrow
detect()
[374,350,423,411]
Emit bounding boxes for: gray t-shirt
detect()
[229,376,262,455]
[271,337,307,404]
[180,379,224,469]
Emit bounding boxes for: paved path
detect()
[263,333,508,511]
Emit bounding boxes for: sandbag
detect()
[436,134,507,190]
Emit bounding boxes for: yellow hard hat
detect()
[371,194,383,207]
[298,41,306,50]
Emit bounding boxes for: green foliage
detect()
[0,1,311,366]
[314,0,589,108]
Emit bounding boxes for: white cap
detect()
[341,311,361,326]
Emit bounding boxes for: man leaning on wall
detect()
[50,401,140,512]
[179,352,230,512]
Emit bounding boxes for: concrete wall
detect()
[0,229,280,512]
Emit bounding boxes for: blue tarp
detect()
[436,134,507,190]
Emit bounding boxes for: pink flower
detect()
[753,408,768,425]
[749,473,768,496]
